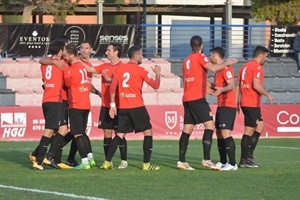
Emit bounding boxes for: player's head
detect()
[209,47,225,64]
[64,43,78,65]
[253,45,268,65]
[56,34,70,45]
[190,35,203,53]
[80,40,93,59]
[105,42,122,60]
[48,40,65,59]
[128,45,143,65]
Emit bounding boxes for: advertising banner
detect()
[270,25,300,57]
[6,24,140,57]
[0,25,7,52]
[8,24,52,57]
[0,105,299,141]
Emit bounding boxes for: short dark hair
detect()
[81,40,93,48]
[108,42,122,58]
[128,45,141,59]
[48,40,65,55]
[253,46,268,58]
[210,46,225,59]
[56,34,70,44]
[65,43,78,56]
[190,35,203,52]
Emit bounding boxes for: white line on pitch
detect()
[0,145,299,151]
[0,184,108,200]
[260,145,300,150]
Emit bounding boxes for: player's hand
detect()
[267,94,274,104]
[206,88,214,95]
[225,58,238,66]
[152,65,161,75]
[53,60,67,70]
[109,107,117,119]
[213,86,223,96]
[102,70,112,82]
[237,105,240,114]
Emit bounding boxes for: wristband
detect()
[110,102,116,108]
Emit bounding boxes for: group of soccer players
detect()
[27,35,162,170]
[27,34,273,171]
[27,37,101,170]
[177,35,273,171]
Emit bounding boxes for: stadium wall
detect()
[0,105,299,141]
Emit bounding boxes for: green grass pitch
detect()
[0,138,299,200]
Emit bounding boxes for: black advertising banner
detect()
[0,25,8,53]
[92,25,141,57]
[50,24,140,57]
[270,25,300,57]
[8,24,52,57]
[6,24,141,57]
[50,24,93,48]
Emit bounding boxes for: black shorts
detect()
[98,106,118,130]
[117,106,152,133]
[215,107,237,130]
[241,106,263,127]
[183,98,213,125]
[60,100,69,126]
[69,108,90,135]
[42,102,62,130]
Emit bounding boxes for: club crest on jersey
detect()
[165,111,177,130]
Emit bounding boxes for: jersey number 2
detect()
[122,72,130,88]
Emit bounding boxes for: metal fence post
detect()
[97,0,104,24]
[142,0,147,57]
[225,0,233,57]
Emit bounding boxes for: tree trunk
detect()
[54,16,66,24]
[22,5,37,23]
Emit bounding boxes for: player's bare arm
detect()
[90,84,102,98]
[109,77,118,118]
[213,79,235,96]
[80,60,97,74]
[39,57,67,70]
[204,58,238,72]
[101,70,113,82]
[206,81,215,95]
[145,65,161,89]
[152,65,161,79]
[253,78,274,104]
[235,80,241,113]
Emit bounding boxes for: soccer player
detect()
[28,37,72,169]
[101,45,161,170]
[63,43,92,169]
[177,35,238,170]
[83,42,128,169]
[209,47,238,171]
[30,40,68,170]
[236,45,274,168]
[64,40,97,167]
[37,40,99,168]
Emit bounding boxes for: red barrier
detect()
[0,105,299,141]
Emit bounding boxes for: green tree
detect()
[103,0,126,24]
[251,0,300,25]
[1,15,22,23]
[1,0,79,23]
